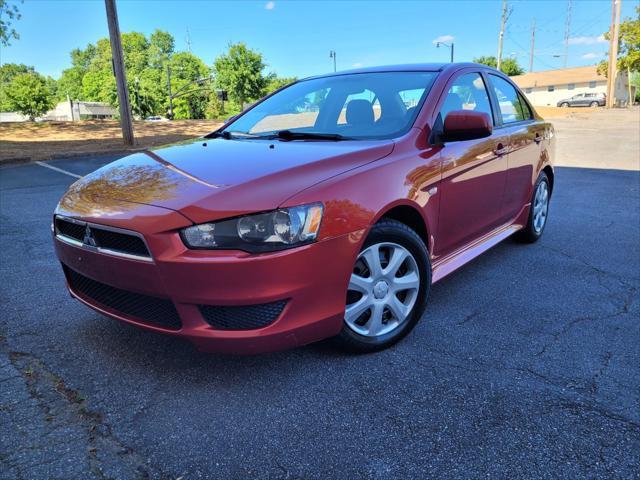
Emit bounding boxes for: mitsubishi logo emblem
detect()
[83,225,97,247]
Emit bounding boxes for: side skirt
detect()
[431,206,529,284]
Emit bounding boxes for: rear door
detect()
[486,73,544,221]
[434,70,510,257]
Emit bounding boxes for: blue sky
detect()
[1,0,635,79]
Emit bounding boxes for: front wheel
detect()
[560,102,569,108]
[335,219,431,353]
[514,172,550,243]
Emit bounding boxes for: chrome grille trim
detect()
[54,215,154,263]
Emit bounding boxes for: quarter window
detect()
[589,81,597,88]
[525,87,533,94]
[547,85,555,92]
[568,83,575,90]
[439,73,494,124]
[489,74,526,124]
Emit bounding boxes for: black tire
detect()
[590,101,599,107]
[335,219,431,353]
[560,102,569,108]
[514,172,550,243]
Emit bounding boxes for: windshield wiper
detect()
[206,131,264,140]
[275,130,352,141]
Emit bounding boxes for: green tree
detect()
[473,55,524,76]
[166,52,211,119]
[5,72,54,119]
[597,6,640,76]
[149,29,174,68]
[58,44,97,101]
[0,63,33,110]
[0,0,21,46]
[213,43,268,108]
[264,74,297,94]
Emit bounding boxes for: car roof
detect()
[302,62,491,80]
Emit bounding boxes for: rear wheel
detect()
[336,219,431,353]
[514,172,550,243]
[590,101,599,107]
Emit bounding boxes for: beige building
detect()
[510,65,633,107]
[43,100,117,121]
[0,100,117,122]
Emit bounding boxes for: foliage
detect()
[265,75,297,94]
[5,72,54,119]
[597,6,640,77]
[0,0,21,46]
[165,52,211,119]
[473,56,524,76]
[0,63,33,110]
[214,43,269,108]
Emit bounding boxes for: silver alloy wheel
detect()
[345,242,420,337]
[532,180,549,233]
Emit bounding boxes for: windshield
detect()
[223,71,439,140]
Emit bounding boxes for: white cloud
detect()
[265,1,275,10]
[352,62,363,68]
[582,52,604,59]
[432,35,454,45]
[568,35,606,45]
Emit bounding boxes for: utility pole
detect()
[497,0,508,71]
[167,65,173,119]
[606,0,622,108]
[329,50,336,72]
[563,0,573,68]
[104,0,134,145]
[529,18,536,73]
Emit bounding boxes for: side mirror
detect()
[441,110,492,142]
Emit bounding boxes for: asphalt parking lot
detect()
[1,110,639,479]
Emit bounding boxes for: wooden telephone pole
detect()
[497,0,507,71]
[105,0,134,145]
[529,18,536,73]
[606,0,622,108]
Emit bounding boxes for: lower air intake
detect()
[199,300,287,330]
[63,265,181,330]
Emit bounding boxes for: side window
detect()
[489,74,526,124]
[517,93,533,120]
[439,73,494,124]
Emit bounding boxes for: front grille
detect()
[55,216,151,259]
[55,217,85,242]
[199,300,287,330]
[91,228,149,256]
[64,265,181,330]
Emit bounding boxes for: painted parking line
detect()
[35,161,82,179]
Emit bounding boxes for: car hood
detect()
[59,137,394,225]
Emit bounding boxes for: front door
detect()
[434,71,509,258]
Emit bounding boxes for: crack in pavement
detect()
[0,338,170,480]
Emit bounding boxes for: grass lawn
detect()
[0,119,222,162]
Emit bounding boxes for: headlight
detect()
[181,203,323,252]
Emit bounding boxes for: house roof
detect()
[510,65,605,89]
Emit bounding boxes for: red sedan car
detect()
[53,63,554,354]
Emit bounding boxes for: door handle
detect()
[494,143,508,156]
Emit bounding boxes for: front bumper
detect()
[54,228,363,354]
